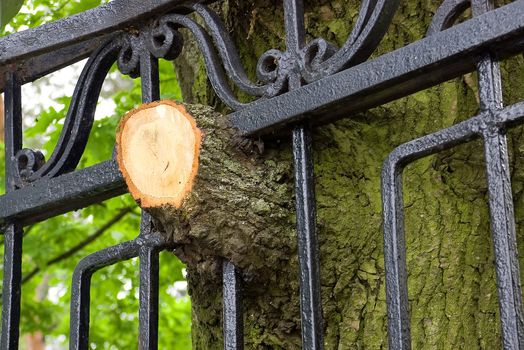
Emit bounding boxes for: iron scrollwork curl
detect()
[14,39,121,186]
[117,34,142,78]
[427,0,470,36]
[144,11,248,110]
[14,33,152,187]
[300,0,400,82]
[135,0,399,110]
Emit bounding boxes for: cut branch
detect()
[116,100,201,209]
[117,102,297,346]
[116,102,294,274]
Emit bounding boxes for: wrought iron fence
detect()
[0,0,523,349]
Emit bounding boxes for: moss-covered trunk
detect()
[171,0,524,348]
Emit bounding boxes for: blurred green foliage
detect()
[1,2,192,349]
[0,0,24,30]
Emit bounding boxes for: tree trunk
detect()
[165,1,524,349]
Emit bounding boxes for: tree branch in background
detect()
[21,207,133,285]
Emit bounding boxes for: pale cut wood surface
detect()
[116,101,202,208]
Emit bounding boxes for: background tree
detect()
[170,1,524,349]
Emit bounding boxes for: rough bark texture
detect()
[169,1,524,349]
[143,105,296,348]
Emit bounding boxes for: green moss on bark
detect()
[171,1,524,349]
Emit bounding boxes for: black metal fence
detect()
[0,0,523,349]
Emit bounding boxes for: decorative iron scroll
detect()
[114,1,400,110]
[14,40,120,186]
[427,0,470,36]
[13,0,400,181]
[12,0,506,187]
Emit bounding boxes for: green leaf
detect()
[0,0,24,30]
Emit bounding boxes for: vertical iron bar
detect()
[1,71,23,350]
[70,268,92,350]
[478,55,524,349]
[1,224,23,349]
[284,0,305,91]
[292,125,323,350]
[483,129,524,349]
[138,212,160,350]
[382,159,410,350]
[140,50,160,103]
[284,1,323,348]
[283,0,305,58]
[223,261,243,350]
[471,0,492,17]
[473,1,524,348]
[138,47,161,350]
[4,72,22,190]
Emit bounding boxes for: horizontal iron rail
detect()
[0,0,212,67]
[0,160,126,226]
[229,0,524,136]
[0,0,218,93]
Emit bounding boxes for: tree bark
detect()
[166,1,524,349]
[118,102,297,348]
